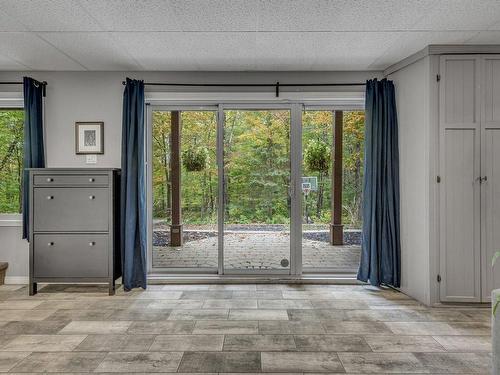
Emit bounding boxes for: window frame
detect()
[0,94,24,226]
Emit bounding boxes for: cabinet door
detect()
[439,56,481,302]
[481,56,500,302]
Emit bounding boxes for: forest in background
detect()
[0,109,23,214]
[152,110,364,229]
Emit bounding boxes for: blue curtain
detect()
[357,79,401,288]
[22,77,45,240]
[121,78,147,291]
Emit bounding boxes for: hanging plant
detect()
[182,146,209,172]
[304,139,330,173]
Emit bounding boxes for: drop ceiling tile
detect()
[258,0,436,31]
[111,32,256,70]
[0,53,30,70]
[370,31,477,70]
[80,0,257,31]
[39,32,142,70]
[0,0,102,31]
[412,0,500,31]
[0,8,27,31]
[0,32,85,70]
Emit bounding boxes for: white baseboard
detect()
[4,276,28,284]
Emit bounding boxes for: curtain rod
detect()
[121,81,366,97]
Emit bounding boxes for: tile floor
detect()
[0,283,492,373]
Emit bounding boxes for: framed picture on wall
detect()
[75,122,104,154]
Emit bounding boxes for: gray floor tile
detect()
[1,334,86,352]
[75,334,155,351]
[224,334,296,351]
[448,322,492,335]
[433,335,492,352]
[323,320,392,334]
[45,308,115,321]
[203,300,258,309]
[0,300,44,309]
[0,320,68,335]
[194,320,259,334]
[181,291,233,300]
[178,351,261,373]
[109,308,172,321]
[261,352,344,373]
[386,321,457,335]
[59,320,132,334]
[150,334,224,351]
[257,299,313,309]
[0,352,31,372]
[414,352,491,373]
[259,320,326,334]
[294,334,371,352]
[148,300,205,309]
[11,352,106,373]
[233,291,283,300]
[343,309,427,322]
[0,309,55,321]
[364,335,446,352]
[338,352,427,373]
[310,299,370,309]
[229,309,289,320]
[95,352,183,373]
[168,309,229,320]
[128,321,195,334]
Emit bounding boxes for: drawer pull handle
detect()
[46,196,54,200]
[89,195,95,200]
[89,242,95,246]
[47,242,54,246]
[46,178,53,182]
[89,178,95,182]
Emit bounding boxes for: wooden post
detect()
[330,110,344,245]
[170,111,183,246]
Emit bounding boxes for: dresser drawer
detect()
[33,187,109,232]
[34,234,108,278]
[34,174,108,186]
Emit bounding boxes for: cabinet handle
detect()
[89,241,95,246]
[89,178,95,182]
[89,195,95,200]
[47,242,54,246]
[46,178,53,182]
[46,196,54,200]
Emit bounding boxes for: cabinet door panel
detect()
[33,187,109,232]
[440,128,481,302]
[439,55,481,302]
[481,56,500,301]
[34,234,108,278]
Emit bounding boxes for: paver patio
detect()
[153,230,361,270]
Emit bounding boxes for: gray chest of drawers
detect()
[28,168,121,295]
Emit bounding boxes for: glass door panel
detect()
[151,110,218,269]
[301,110,364,271]
[223,109,291,272]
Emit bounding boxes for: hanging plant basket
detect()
[304,139,330,173]
[182,146,209,172]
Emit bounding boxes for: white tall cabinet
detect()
[439,55,500,302]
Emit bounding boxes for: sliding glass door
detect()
[222,108,293,273]
[150,109,218,271]
[147,103,362,276]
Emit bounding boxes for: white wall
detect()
[0,70,380,282]
[389,57,437,305]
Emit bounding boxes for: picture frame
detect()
[75,122,104,154]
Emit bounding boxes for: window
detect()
[0,109,24,214]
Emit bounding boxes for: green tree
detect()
[0,110,24,213]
